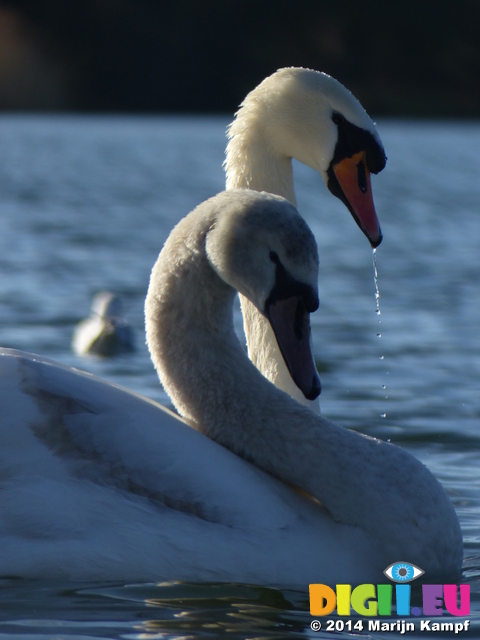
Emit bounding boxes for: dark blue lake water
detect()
[0,116,478,638]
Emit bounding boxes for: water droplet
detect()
[372,249,382,319]
[373,250,389,420]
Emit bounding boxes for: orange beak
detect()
[333,151,382,248]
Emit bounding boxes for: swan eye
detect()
[383,562,424,583]
[331,111,344,126]
[269,251,280,264]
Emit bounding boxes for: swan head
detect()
[90,291,123,320]
[226,67,386,247]
[206,190,321,400]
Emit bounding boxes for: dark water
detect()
[0,116,479,638]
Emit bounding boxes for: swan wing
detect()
[0,348,351,581]
[0,348,303,531]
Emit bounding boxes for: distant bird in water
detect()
[72,291,135,356]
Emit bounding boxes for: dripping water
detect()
[373,250,381,328]
[373,248,388,417]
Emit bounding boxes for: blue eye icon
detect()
[384,562,424,583]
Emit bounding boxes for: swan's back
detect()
[0,348,381,583]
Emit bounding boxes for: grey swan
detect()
[0,190,461,584]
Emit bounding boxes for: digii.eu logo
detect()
[309,561,470,618]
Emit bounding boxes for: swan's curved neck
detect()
[225,112,322,409]
[146,214,331,486]
[225,120,297,205]
[145,211,460,572]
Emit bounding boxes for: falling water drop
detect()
[372,248,381,319]
[373,248,388,418]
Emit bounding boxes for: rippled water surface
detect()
[0,116,479,638]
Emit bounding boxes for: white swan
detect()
[225,67,387,410]
[72,291,135,356]
[0,190,461,584]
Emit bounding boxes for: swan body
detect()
[72,291,135,356]
[0,189,461,583]
[0,350,342,583]
[225,68,387,409]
